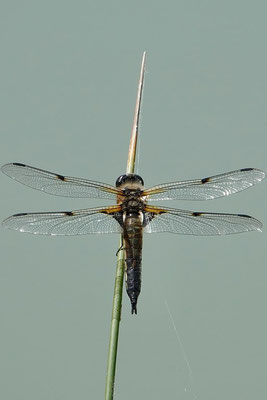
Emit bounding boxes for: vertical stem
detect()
[127,51,146,174]
[105,52,146,400]
[104,239,124,400]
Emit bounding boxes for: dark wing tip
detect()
[12,162,26,167]
[1,162,26,175]
[13,212,28,217]
[2,213,28,227]
[240,167,265,180]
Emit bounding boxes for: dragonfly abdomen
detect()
[124,213,143,314]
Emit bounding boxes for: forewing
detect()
[1,163,120,200]
[143,206,262,235]
[144,168,265,201]
[2,206,123,235]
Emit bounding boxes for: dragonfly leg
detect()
[116,244,125,256]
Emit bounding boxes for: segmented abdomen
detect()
[124,213,143,314]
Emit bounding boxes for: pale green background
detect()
[1,1,266,399]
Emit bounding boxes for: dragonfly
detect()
[1,162,265,313]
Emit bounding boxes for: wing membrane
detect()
[143,206,262,235]
[2,206,122,235]
[1,163,120,200]
[144,168,265,201]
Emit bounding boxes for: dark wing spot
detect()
[64,211,73,216]
[143,212,154,227]
[192,212,202,217]
[201,177,210,184]
[13,163,26,167]
[237,214,251,218]
[14,212,28,216]
[56,174,65,181]
[100,210,123,226]
[240,168,253,172]
[113,212,123,226]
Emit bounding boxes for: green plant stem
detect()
[105,51,146,400]
[105,237,124,400]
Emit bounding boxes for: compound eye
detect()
[115,174,127,187]
[135,174,144,186]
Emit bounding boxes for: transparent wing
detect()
[144,168,265,201]
[2,206,123,235]
[143,206,262,235]
[1,163,120,200]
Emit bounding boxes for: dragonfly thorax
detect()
[122,198,144,214]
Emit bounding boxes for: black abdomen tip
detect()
[131,303,137,314]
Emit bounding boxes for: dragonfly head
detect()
[115,174,144,189]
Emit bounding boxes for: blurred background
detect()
[0,1,266,399]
